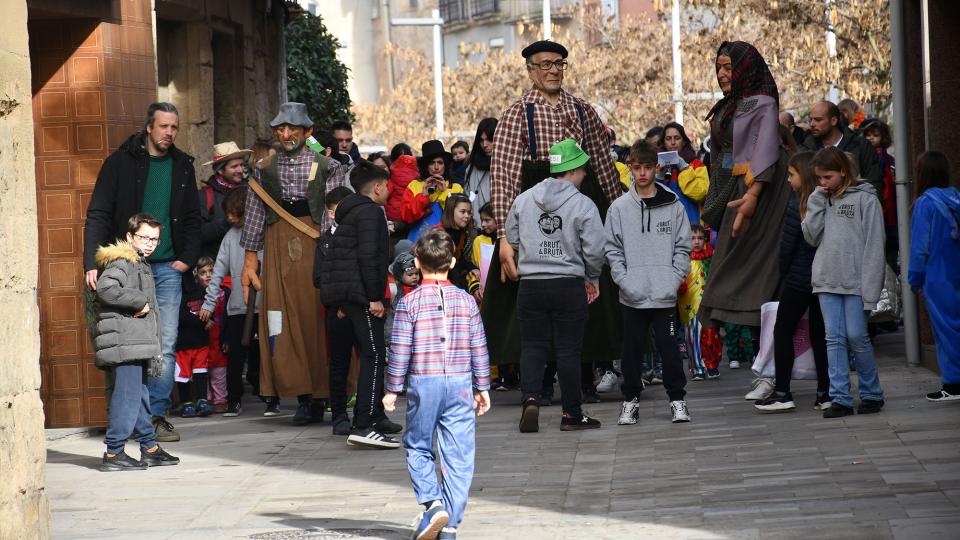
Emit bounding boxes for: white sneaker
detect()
[729,360,741,369]
[596,371,620,393]
[618,398,640,425]
[670,400,691,422]
[744,378,775,400]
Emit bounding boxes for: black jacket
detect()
[779,195,817,294]
[176,276,209,351]
[198,175,243,260]
[802,125,883,205]
[315,194,389,307]
[83,132,201,271]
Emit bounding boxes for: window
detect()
[440,0,467,23]
[471,0,498,17]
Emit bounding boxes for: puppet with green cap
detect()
[505,138,607,433]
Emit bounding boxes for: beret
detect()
[521,40,568,59]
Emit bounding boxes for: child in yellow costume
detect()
[678,224,723,379]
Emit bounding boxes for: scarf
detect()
[210,173,243,193]
[691,243,714,261]
[706,41,779,128]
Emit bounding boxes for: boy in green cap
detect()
[505,138,606,433]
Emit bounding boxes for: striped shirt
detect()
[240,149,350,251]
[386,280,490,392]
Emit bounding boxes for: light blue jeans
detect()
[818,293,884,408]
[148,262,182,417]
[403,374,476,528]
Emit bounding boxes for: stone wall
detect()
[0,0,50,537]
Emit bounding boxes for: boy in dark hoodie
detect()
[506,139,606,433]
[605,140,692,425]
[317,160,400,449]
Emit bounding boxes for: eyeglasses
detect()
[134,234,160,245]
[527,60,568,71]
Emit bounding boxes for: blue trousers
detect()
[818,293,885,407]
[148,262,182,417]
[104,362,157,454]
[403,374,476,528]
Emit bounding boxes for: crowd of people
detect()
[80,38,959,539]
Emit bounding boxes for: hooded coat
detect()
[92,241,162,368]
[505,177,605,282]
[604,182,691,309]
[802,124,883,205]
[385,155,420,222]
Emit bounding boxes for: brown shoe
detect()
[213,401,228,414]
[519,397,539,433]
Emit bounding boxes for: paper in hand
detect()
[305,136,325,154]
[657,151,680,167]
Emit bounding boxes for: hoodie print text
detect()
[538,212,564,258]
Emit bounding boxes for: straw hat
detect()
[203,141,252,167]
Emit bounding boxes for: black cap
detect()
[521,40,568,59]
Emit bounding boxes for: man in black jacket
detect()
[318,161,398,449]
[84,102,201,442]
[803,101,883,203]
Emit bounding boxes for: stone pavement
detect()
[46,333,960,540]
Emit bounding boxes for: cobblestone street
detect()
[46,333,960,539]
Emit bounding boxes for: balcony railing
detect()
[439,0,467,23]
[471,0,499,17]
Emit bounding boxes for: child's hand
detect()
[336,308,346,319]
[369,301,386,318]
[134,303,150,317]
[585,282,599,304]
[474,391,491,416]
[198,308,212,322]
[382,392,398,412]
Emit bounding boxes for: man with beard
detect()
[240,102,351,425]
[199,141,251,259]
[803,100,883,202]
[484,41,624,431]
[84,102,201,442]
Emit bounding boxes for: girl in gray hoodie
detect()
[802,148,886,419]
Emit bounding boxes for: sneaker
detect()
[560,413,601,431]
[744,378,775,400]
[213,401,228,414]
[224,402,242,417]
[310,401,326,423]
[196,399,214,417]
[438,527,457,539]
[641,376,653,386]
[857,399,885,414]
[263,399,281,417]
[151,416,180,442]
[754,392,796,412]
[650,375,663,385]
[729,360,741,369]
[347,427,400,449]
[519,397,539,433]
[582,390,601,404]
[618,398,640,425]
[670,400,691,423]
[691,371,706,381]
[411,502,449,540]
[332,414,352,436]
[823,403,855,418]
[375,417,403,434]
[926,389,960,402]
[596,370,620,393]
[140,445,180,467]
[292,403,312,425]
[179,402,197,418]
[100,451,147,472]
[706,368,720,379]
[813,393,833,410]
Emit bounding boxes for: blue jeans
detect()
[148,262,182,417]
[104,362,157,454]
[818,293,884,407]
[403,374,476,528]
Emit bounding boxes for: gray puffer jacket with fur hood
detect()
[92,241,162,368]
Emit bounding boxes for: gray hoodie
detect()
[505,177,605,282]
[605,182,691,309]
[801,181,886,309]
[202,227,263,316]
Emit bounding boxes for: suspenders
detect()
[524,101,586,160]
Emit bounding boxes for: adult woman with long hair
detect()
[463,118,498,227]
[909,151,960,402]
[657,121,709,225]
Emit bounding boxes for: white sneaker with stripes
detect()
[347,427,400,449]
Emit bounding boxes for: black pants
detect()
[774,287,830,395]
[326,307,358,420]
[541,362,596,395]
[342,303,386,429]
[224,314,261,405]
[621,306,686,402]
[518,278,588,416]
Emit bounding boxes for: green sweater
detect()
[142,155,175,261]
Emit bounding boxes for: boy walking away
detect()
[93,213,179,470]
[200,187,261,417]
[174,256,219,418]
[318,160,399,448]
[506,139,606,433]
[384,228,491,540]
[678,224,723,380]
[606,141,692,425]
